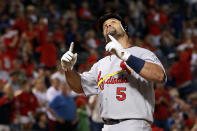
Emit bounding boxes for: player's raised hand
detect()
[61,42,78,71]
[105,35,130,61]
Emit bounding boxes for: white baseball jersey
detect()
[80,46,166,123]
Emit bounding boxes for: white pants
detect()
[102,119,152,131]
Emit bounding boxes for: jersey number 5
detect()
[116,87,126,101]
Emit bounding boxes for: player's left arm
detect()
[139,62,165,82]
[106,35,166,83]
[125,51,166,83]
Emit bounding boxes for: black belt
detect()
[103,118,152,125]
[103,118,130,125]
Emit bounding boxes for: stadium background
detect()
[0,0,197,131]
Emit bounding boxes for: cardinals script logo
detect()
[97,71,129,90]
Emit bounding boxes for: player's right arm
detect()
[61,42,98,95]
[61,42,84,93]
[65,70,84,93]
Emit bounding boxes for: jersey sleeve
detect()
[80,62,99,96]
[140,48,167,82]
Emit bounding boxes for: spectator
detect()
[0,13,11,33]
[76,95,90,131]
[170,51,193,98]
[0,42,13,72]
[78,64,87,73]
[188,93,197,113]
[78,1,93,20]
[46,77,61,102]
[159,30,175,58]
[20,53,35,78]
[191,118,197,131]
[36,33,57,68]
[21,21,36,53]
[66,20,78,46]
[0,80,5,97]
[35,65,52,88]
[16,81,38,131]
[184,110,196,130]
[141,34,157,52]
[47,5,60,21]
[52,27,65,58]
[168,88,194,130]
[177,33,194,52]
[170,6,185,39]
[9,0,24,15]
[0,60,9,81]
[88,95,104,131]
[46,77,61,131]
[12,12,29,34]
[159,5,168,26]
[128,0,144,20]
[33,76,48,112]
[8,71,20,92]
[20,34,33,58]
[167,109,184,130]
[51,62,78,97]
[154,83,171,131]
[51,62,66,84]
[32,112,49,131]
[191,47,197,78]
[3,29,19,60]
[34,17,48,46]
[146,7,161,47]
[0,84,16,131]
[152,124,164,131]
[63,3,78,23]
[86,55,98,70]
[26,5,37,24]
[48,83,77,131]
[11,59,27,87]
[85,29,101,49]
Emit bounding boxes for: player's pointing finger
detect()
[108,35,119,44]
[69,42,74,52]
[108,35,124,47]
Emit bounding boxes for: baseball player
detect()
[61,13,166,131]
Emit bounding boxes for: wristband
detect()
[126,55,145,73]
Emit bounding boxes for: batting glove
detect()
[61,42,78,71]
[105,35,130,61]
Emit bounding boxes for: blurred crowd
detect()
[0,0,197,131]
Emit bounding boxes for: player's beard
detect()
[107,29,117,36]
[105,29,125,43]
